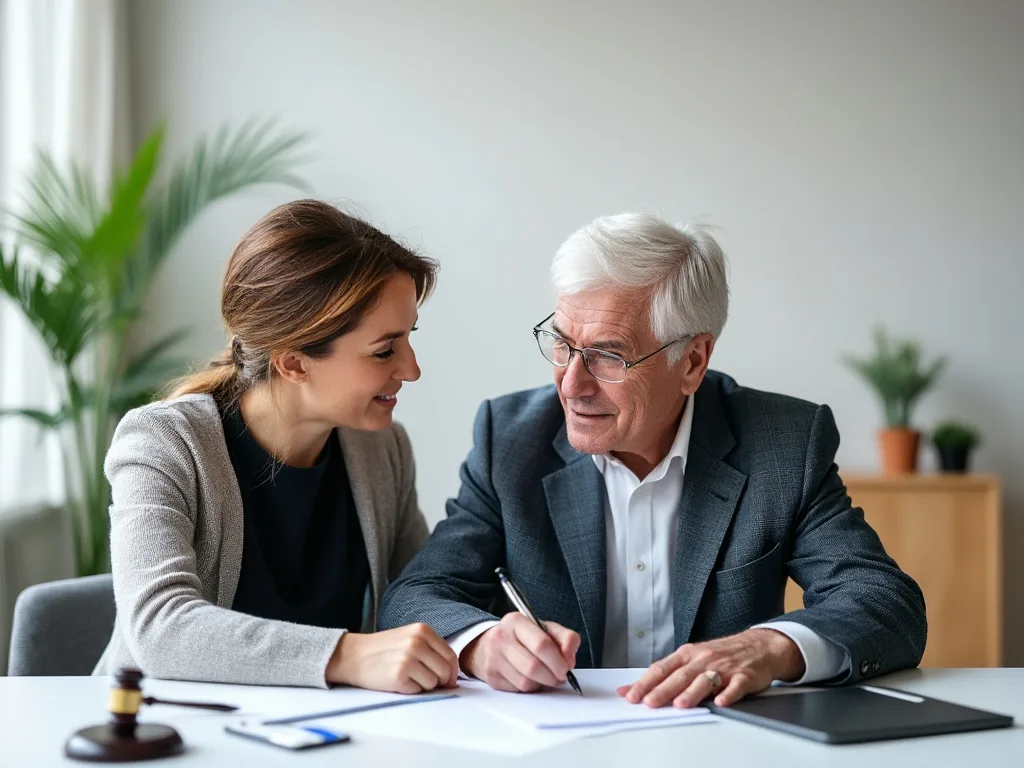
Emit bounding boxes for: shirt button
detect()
[634,561,645,571]
[636,630,645,638]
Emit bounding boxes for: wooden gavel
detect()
[65,667,237,762]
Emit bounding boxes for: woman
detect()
[94,199,458,691]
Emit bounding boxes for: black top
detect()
[223,406,369,631]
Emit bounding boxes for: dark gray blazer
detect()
[379,371,927,683]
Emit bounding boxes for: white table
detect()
[1,669,1021,767]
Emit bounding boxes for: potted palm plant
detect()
[932,421,981,473]
[0,120,307,575]
[843,328,946,475]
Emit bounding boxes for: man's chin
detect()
[565,422,613,456]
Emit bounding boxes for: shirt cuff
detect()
[754,620,849,685]
[447,620,500,678]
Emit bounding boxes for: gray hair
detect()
[550,213,729,364]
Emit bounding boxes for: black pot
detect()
[937,444,970,473]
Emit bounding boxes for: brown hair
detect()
[166,199,437,406]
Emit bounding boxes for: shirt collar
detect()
[591,394,694,481]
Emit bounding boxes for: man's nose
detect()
[560,351,598,398]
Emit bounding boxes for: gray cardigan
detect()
[93,394,428,688]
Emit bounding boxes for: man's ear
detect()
[681,335,715,396]
[272,350,309,384]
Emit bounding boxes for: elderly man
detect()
[379,213,926,708]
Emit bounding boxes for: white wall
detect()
[127,0,1024,661]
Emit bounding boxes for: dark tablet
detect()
[707,686,1014,744]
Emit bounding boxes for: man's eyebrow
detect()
[550,321,631,354]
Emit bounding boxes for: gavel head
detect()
[65,666,184,762]
[108,667,145,737]
[114,668,144,691]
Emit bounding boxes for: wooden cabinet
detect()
[784,474,1003,667]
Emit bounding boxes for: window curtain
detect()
[0,0,130,511]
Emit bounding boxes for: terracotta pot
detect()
[878,428,920,474]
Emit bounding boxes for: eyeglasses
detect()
[532,312,690,384]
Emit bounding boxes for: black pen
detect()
[495,567,583,696]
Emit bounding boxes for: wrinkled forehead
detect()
[553,289,653,353]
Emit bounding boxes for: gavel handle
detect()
[142,696,238,712]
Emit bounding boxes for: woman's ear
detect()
[272,350,309,384]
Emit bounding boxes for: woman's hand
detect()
[327,623,460,693]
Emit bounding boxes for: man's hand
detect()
[617,628,805,708]
[461,613,581,692]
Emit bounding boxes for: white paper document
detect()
[303,668,715,756]
[454,668,711,729]
[310,696,594,756]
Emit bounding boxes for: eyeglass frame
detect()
[531,312,692,384]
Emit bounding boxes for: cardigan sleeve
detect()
[103,404,344,688]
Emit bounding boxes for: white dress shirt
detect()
[450,396,848,684]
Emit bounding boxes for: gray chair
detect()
[8,574,115,676]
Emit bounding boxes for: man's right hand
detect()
[461,613,581,692]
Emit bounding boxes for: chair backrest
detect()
[8,574,115,676]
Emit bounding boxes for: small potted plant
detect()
[843,328,946,475]
[932,421,981,473]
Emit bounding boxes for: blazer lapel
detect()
[336,428,385,632]
[673,381,747,645]
[193,396,247,608]
[217,493,244,608]
[544,426,607,667]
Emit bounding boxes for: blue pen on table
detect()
[495,566,583,696]
[262,693,458,725]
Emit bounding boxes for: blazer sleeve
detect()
[105,407,344,688]
[377,400,506,637]
[779,404,928,683]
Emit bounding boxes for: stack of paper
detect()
[455,668,713,730]
[296,669,716,756]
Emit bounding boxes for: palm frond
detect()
[0,245,105,365]
[76,365,181,418]
[102,327,191,414]
[9,152,96,269]
[119,118,308,308]
[86,128,164,294]
[71,163,102,223]
[74,328,188,416]
[122,327,189,381]
[1,120,305,576]
[110,381,167,414]
[0,406,70,430]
